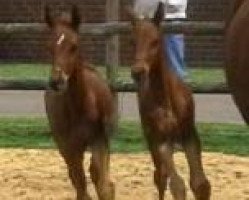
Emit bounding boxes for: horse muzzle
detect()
[48,77,68,92]
[131,65,148,85]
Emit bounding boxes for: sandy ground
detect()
[0,149,248,200]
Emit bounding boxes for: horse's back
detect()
[226,1,249,124]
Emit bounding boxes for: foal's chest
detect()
[140,102,178,136]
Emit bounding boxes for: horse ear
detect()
[71,5,81,30]
[45,5,53,28]
[126,5,137,26]
[153,2,165,26]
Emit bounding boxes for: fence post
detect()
[106,0,120,134]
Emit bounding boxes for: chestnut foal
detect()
[128,3,210,200]
[44,6,114,200]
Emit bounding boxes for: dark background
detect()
[0,0,229,67]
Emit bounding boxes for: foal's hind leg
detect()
[151,142,186,200]
[183,128,211,200]
[90,138,115,200]
[61,149,91,200]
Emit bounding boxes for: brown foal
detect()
[226,0,249,124]
[44,6,115,200]
[128,3,210,200]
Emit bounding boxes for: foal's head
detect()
[128,2,165,83]
[45,6,81,91]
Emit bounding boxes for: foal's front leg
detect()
[61,149,91,200]
[151,141,186,200]
[90,138,115,200]
[150,143,168,200]
[183,128,211,200]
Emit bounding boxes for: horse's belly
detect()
[226,2,249,124]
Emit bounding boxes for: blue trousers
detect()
[164,34,186,79]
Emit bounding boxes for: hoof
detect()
[191,178,211,200]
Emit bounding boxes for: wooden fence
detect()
[0,0,226,94]
[0,21,226,92]
[0,21,224,36]
[0,0,228,133]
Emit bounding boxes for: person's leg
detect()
[164,34,187,79]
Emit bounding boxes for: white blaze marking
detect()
[57,34,65,45]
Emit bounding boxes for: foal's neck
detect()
[69,58,87,92]
[148,42,177,106]
[150,44,171,90]
[67,58,89,110]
